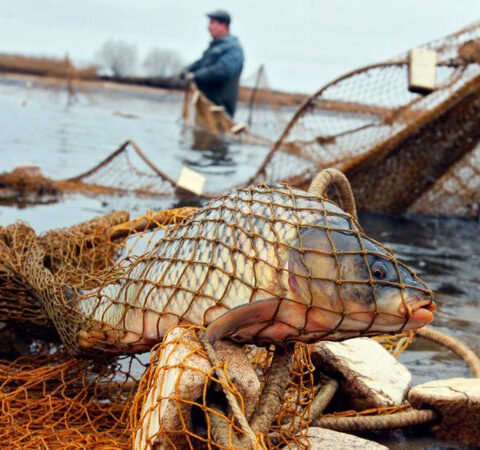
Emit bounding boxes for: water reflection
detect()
[182,128,235,168]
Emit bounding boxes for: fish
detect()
[75,184,435,351]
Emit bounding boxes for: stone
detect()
[283,427,388,449]
[134,326,260,450]
[311,337,411,410]
[409,377,480,447]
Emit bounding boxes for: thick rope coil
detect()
[416,326,480,378]
[309,377,339,421]
[308,168,358,220]
[207,404,243,449]
[199,331,257,449]
[313,408,437,431]
[247,349,292,437]
[200,330,293,449]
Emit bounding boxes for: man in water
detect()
[183,10,244,117]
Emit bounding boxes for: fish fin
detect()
[206,298,282,345]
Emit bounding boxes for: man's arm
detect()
[193,46,244,83]
[187,58,203,72]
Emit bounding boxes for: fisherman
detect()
[182,9,244,117]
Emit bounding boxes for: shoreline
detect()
[0,71,308,107]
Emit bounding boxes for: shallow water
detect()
[0,76,479,449]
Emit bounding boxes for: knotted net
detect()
[2,24,478,216]
[249,21,480,216]
[0,171,435,448]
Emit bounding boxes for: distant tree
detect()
[143,48,184,78]
[95,39,138,77]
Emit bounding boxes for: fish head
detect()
[288,218,435,341]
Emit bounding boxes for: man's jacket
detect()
[188,35,244,117]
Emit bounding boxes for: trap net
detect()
[0,141,183,206]
[0,171,437,448]
[2,24,478,217]
[248,21,480,216]
[182,65,295,145]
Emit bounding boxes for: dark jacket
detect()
[188,35,244,117]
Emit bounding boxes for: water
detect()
[1,1,477,93]
[1,76,479,449]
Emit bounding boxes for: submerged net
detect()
[0,141,185,206]
[0,173,435,448]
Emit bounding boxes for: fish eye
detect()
[371,260,388,280]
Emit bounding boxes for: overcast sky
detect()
[0,1,478,92]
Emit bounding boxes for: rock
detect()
[134,326,260,450]
[409,377,480,447]
[283,427,388,449]
[312,337,411,409]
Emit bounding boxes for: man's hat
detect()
[206,9,231,25]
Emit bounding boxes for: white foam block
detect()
[408,48,437,94]
[176,166,206,196]
[231,122,247,134]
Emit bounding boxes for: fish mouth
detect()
[400,296,436,325]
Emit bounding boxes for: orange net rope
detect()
[0,173,437,448]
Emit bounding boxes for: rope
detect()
[310,378,339,421]
[309,326,480,432]
[108,207,197,241]
[247,349,292,437]
[200,331,293,448]
[275,376,339,434]
[313,408,437,431]
[308,168,358,219]
[208,405,243,449]
[199,330,257,449]
[416,326,480,378]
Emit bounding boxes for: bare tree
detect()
[143,48,184,78]
[95,39,138,77]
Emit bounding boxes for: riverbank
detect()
[0,52,308,107]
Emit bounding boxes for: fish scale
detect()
[79,186,343,333]
[76,184,434,349]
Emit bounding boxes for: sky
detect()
[0,1,478,92]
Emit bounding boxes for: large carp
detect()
[76,185,435,351]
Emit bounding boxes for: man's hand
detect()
[179,69,195,82]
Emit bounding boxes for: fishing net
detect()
[2,24,478,216]
[181,85,290,147]
[0,141,182,205]
[0,165,60,205]
[248,21,480,216]
[181,65,295,144]
[0,171,436,448]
